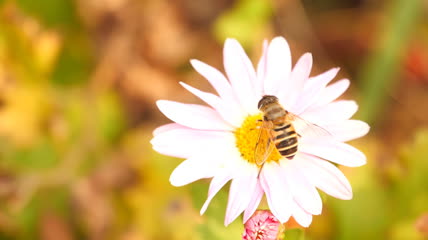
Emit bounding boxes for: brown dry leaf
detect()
[415,213,428,236]
[123,61,184,103]
[139,0,198,67]
[71,156,137,240]
[39,212,74,240]
[92,155,138,191]
[72,179,113,240]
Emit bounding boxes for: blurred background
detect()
[0,0,427,239]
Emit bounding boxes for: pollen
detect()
[234,114,282,166]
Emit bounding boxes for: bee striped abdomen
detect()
[273,123,298,159]
[258,95,301,161]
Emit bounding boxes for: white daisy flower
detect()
[151,37,369,227]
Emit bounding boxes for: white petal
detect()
[306,68,340,88]
[291,201,313,227]
[263,37,292,96]
[170,156,218,187]
[243,181,264,223]
[299,138,366,167]
[299,153,353,200]
[300,100,358,125]
[223,39,258,114]
[190,59,240,106]
[279,53,312,109]
[180,82,244,127]
[282,160,322,215]
[225,164,259,226]
[200,168,234,214]
[157,100,233,131]
[292,68,340,114]
[310,79,350,108]
[323,120,370,142]
[153,123,185,136]
[256,39,269,96]
[260,162,292,223]
[151,128,234,158]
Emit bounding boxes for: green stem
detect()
[357,0,422,125]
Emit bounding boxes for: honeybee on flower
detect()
[151,37,369,227]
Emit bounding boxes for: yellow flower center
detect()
[234,114,282,166]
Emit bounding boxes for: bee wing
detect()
[254,121,276,166]
[286,112,331,138]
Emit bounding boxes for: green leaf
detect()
[283,228,305,240]
[389,220,426,240]
[357,0,423,124]
[329,158,391,240]
[51,37,93,85]
[16,187,71,240]
[191,181,243,240]
[214,0,273,47]
[15,0,80,29]
[2,138,59,170]
[95,92,126,143]
[393,129,428,217]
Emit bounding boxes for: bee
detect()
[255,95,328,166]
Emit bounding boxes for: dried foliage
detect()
[0,0,427,239]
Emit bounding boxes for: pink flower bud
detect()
[242,210,282,240]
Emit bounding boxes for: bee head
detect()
[257,95,279,110]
